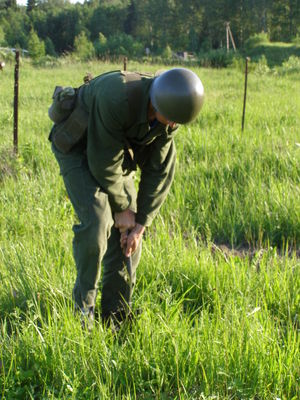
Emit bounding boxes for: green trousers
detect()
[52,142,142,319]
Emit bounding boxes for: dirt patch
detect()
[0,147,18,181]
[210,242,299,264]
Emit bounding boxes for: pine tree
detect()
[0,25,7,46]
[94,32,107,58]
[27,28,45,60]
[27,0,37,13]
[73,31,95,60]
[45,37,56,56]
[4,0,17,8]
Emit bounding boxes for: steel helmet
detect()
[150,68,204,124]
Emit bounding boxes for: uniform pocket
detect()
[51,104,88,154]
[52,142,85,177]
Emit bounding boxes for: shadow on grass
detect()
[0,284,72,337]
[147,242,299,330]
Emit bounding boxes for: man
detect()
[49,68,204,328]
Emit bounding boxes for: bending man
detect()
[49,68,204,327]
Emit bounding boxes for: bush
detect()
[73,31,95,61]
[253,55,270,75]
[32,55,60,67]
[45,37,57,57]
[198,49,235,68]
[292,35,300,45]
[0,49,15,63]
[27,29,45,60]
[0,25,7,47]
[160,45,172,59]
[94,32,107,58]
[230,55,256,73]
[244,32,269,50]
[199,37,212,52]
[277,55,300,74]
[230,55,244,71]
[105,33,144,58]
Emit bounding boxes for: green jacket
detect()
[81,71,178,227]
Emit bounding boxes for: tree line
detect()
[0,0,300,60]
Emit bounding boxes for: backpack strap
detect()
[122,71,153,125]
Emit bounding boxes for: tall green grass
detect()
[0,61,299,399]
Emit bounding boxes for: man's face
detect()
[155,111,177,129]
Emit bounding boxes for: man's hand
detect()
[120,224,145,257]
[114,209,136,233]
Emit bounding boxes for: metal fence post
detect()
[242,57,250,132]
[13,50,20,154]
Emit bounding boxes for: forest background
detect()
[1,0,300,66]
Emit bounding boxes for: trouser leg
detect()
[71,191,113,309]
[101,226,142,319]
[52,143,142,319]
[52,144,113,310]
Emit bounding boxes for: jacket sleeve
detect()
[135,129,177,227]
[86,86,133,213]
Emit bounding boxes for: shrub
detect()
[198,49,235,68]
[94,32,107,58]
[27,29,45,60]
[32,55,60,67]
[253,55,270,75]
[161,45,172,59]
[244,32,269,50]
[45,37,57,57]
[277,55,300,74]
[0,49,15,63]
[230,55,256,73]
[73,31,95,61]
[105,33,144,58]
[230,55,244,71]
[292,35,300,45]
[199,37,212,52]
[0,25,7,47]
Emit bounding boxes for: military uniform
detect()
[50,71,178,320]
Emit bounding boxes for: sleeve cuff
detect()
[136,212,153,227]
[109,196,131,213]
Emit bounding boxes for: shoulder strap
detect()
[122,71,154,124]
[122,71,144,124]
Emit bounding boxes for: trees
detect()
[88,2,129,41]
[27,28,45,59]
[0,8,30,48]
[0,0,299,58]
[4,0,17,9]
[94,32,107,58]
[0,25,7,46]
[73,31,94,60]
[44,36,56,56]
[37,6,88,53]
[269,0,300,41]
[27,0,37,13]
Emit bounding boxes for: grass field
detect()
[0,60,299,399]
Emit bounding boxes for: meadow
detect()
[0,60,299,399]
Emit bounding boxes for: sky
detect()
[17,0,84,5]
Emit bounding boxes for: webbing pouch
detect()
[48,86,77,124]
[52,103,89,154]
